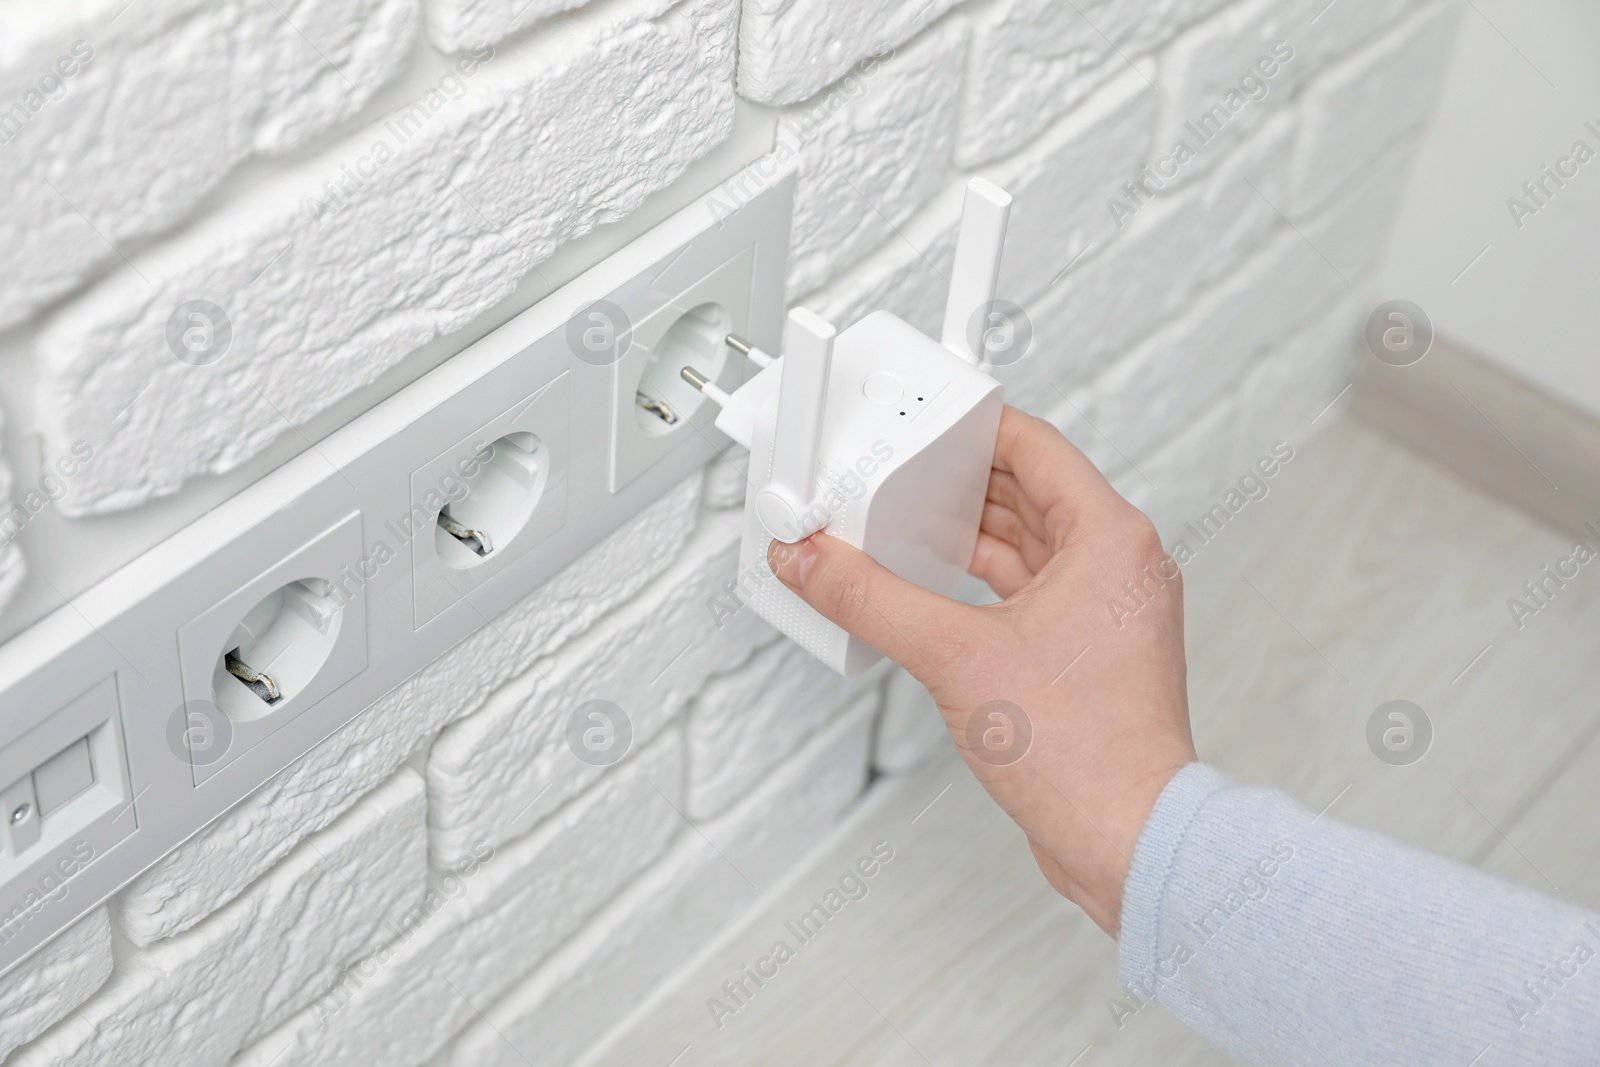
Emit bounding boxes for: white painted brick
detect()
[698,690,877,888]
[440,825,753,1067]
[1290,1,1458,214]
[442,696,878,1067]
[427,507,772,867]
[784,17,966,297]
[0,0,414,331]
[15,771,427,1067]
[0,415,22,618]
[958,0,1228,167]
[1151,0,1312,185]
[875,667,950,775]
[702,446,751,509]
[1299,150,1414,279]
[1040,381,1131,483]
[684,637,871,819]
[0,909,112,1061]
[118,474,700,946]
[424,0,580,53]
[737,0,964,107]
[1126,394,1241,546]
[1298,0,1422,70]
[1001,111,1292,414]
[988,69,1156,308]
[1087,226,1349,464]
[1233,292,1366,463]
[234,734,685,1067]
[801,183,962,340]
[35,0,738,515]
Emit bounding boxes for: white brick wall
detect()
[14,770,427,1066]
[0,0,416,331]
[0,909,112,1060]
[0,0,1460,1061]
[0,416,23,617]
[35,0,738,515]
[441,694,878,1067]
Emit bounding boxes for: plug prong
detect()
[680,366,733,407]
[725,333,774,368]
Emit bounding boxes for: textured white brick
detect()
[737,0,964,106]
[1298,0,1421,70]
[16,771,426,1067]
[1125,394,1241,545]
[0,0,414,331]
[875,667,950,774]
[801,183,961,340]
[118,475,700,946]
[0,909,112,1060]
[443,696,878,1067]
[427,507,772,867]
[441,826,753,1067]
[235,735,685,1067]
[1151,0,1311,184]
[988,69,1156,308]
[784,16,966,297]
[36,0,738,515]
[0,417,22,618]
[684,638,871,819]
[424,0,579,53]
[1087,227,1349,464]
[702,446,751,509]
[1290,1,1457,213]
[1233,293,1366,462]
[1001,111,1292,414]
[1299,150,1414,279]
[697,691,877,888]
[958,0,1228,167]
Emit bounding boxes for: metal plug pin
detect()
[226,650,283,705]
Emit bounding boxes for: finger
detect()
[969,531,1036,598]
[990,406,1125,540]
[980,502,1054,576]
[769,534,973,684]
[985,470,1050,541]
[979,500,1031,550]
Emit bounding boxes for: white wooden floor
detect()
[581,419,1600,1067]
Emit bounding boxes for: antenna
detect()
[755,308,835,543]
[940,178,1014,366]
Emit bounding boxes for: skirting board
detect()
[1350,337,1600,539]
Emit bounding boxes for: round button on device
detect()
[862,373,903,406]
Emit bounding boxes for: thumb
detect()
[767,534,971,686]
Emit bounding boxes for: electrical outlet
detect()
[0,159,794,976]
[610,245,758,491]
[174,513,367,784]
[410,373,570,627]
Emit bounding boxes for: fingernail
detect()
[768,538,818,590]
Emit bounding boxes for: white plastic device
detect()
[683,178,1014,675]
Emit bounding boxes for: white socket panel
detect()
[0,165,795,975]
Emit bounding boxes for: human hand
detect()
[767,405,1196,935]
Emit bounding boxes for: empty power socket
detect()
[410,373,570,627]
[0,161,795,975]
[174,513,367,784]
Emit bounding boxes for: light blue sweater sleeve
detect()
[1118,763,1600,1066]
